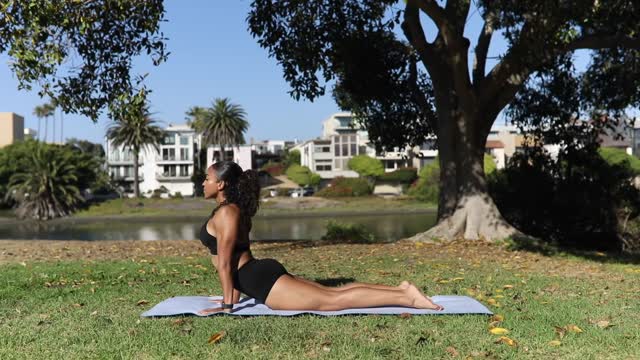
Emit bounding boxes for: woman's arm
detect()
[212,206,240,309]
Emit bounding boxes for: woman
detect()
[198,161,443,315]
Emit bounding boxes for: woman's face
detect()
[202,167,224,199]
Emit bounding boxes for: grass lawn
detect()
[0,240,638,359]
[70,196,437,219]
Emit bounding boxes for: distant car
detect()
[289,186,315,197]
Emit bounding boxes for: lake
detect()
[0,212,437,242]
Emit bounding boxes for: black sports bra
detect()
[199,200,251,255]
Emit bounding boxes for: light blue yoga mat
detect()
[141,295,492,317]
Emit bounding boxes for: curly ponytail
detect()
[211,161,261,217]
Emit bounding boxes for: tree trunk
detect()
[406,109,525,243]
[133,148,140,198]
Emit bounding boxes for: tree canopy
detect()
[0,1,168,120]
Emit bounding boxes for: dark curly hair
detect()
[210,161,261,217]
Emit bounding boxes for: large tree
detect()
[0,1,168,120]
[107,94,164,198]
[247,0,640,241]
[186,98,249,163]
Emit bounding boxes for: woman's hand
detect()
[198,307,233,315]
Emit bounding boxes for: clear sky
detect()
[0,1,592,146]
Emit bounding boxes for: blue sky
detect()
[0,1,591,145]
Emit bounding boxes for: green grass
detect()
[72,196,437,218]
[1,241,638,359]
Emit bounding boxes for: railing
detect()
[111,174,144,181]
[156,155,193,162]
[156,172,191,180]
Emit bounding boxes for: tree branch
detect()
[472,11,494,85]
[402,1,441,79]
[408,59,438,133]
[566,34,640,51]
[444,0,471,35]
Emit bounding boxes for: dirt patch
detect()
[0,238,622,281]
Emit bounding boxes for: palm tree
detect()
[186,98,249,163]
[6,144,84,220]
[33,104,49,141]
[107,104,163,198]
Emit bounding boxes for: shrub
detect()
[377,167,418,183]
[171,192,183,199]
[408,155,496,203]
[321,220,375,243]
[348,155,384,178]
[261,161,285,176]
[598,147,640,175]
[285,164,320,186]
[488,148,640,251]
[316,177,372,197]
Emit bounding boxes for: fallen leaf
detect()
[554,326,566,339]
[487,298,497,305]
[90,310,98,316]
[549,340,562,346]
[451,277,464,282]
[136,300,149,306]
[503,285,514,289]
[489,327,509,335]
[566,325,583,333]
[399,313,412,319]
[593,320,614,329]
[208,331,226,344]
[445,346,459,356]
[494,336,517,347]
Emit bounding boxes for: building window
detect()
[164,165,176,177]
[316,165,331,171]
[386,161,394,169]
[334,159,341,169]
[351,143,356,155]
[180,148,189,160]
[162,148,175,161]
[342,143,348,156]
[180,135,189,145]
[350,135,356,142]
[162,135,175,145]
[179,165,189,176]
[334,144,340,156]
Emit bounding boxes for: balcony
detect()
[156,155,193,164]
[156,172,191,181]
[108,158,142,165]
[111,174,144,182]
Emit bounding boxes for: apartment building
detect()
[0,112,25,148]
[106,124,199,197]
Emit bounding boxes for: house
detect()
[105,124,200,197]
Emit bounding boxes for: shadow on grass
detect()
[508,233,640,265]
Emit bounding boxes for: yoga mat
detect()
[141,295,492,317]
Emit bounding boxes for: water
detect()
[0,212,437,242]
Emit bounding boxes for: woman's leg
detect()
[266,274,443,311]
[291,274,410,292]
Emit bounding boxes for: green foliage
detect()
[0,1,167,120]
[408,155,496,203]
[488,148,640,251]
[377,167,417,183]
[5,143,85,220]
[598,147,640,175]
[348,155,384,178]
[321,220,375,243]
[186,98,248,151]
[285,164,320,186]
[316,177,372,197]
[283,149,301,168]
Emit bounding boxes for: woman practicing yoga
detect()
[197,161,443,315]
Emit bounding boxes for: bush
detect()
[285,164,320,186]
[171,192,183,199]
[598,147,640,175]
[276,187,295,197]
[488,148,640,251]
[377,167,418,183]
[408,155,496,203]
[321,220,375,243]
[261,162,285,176]
[316,177,372,197]
[348,155,384,178]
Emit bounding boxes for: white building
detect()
[106,124,199,197]
[206,144,255,171]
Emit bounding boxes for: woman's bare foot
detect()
[406,284,444,310]
[399,280,410,290]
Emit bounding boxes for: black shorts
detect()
[233,258,289,304]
